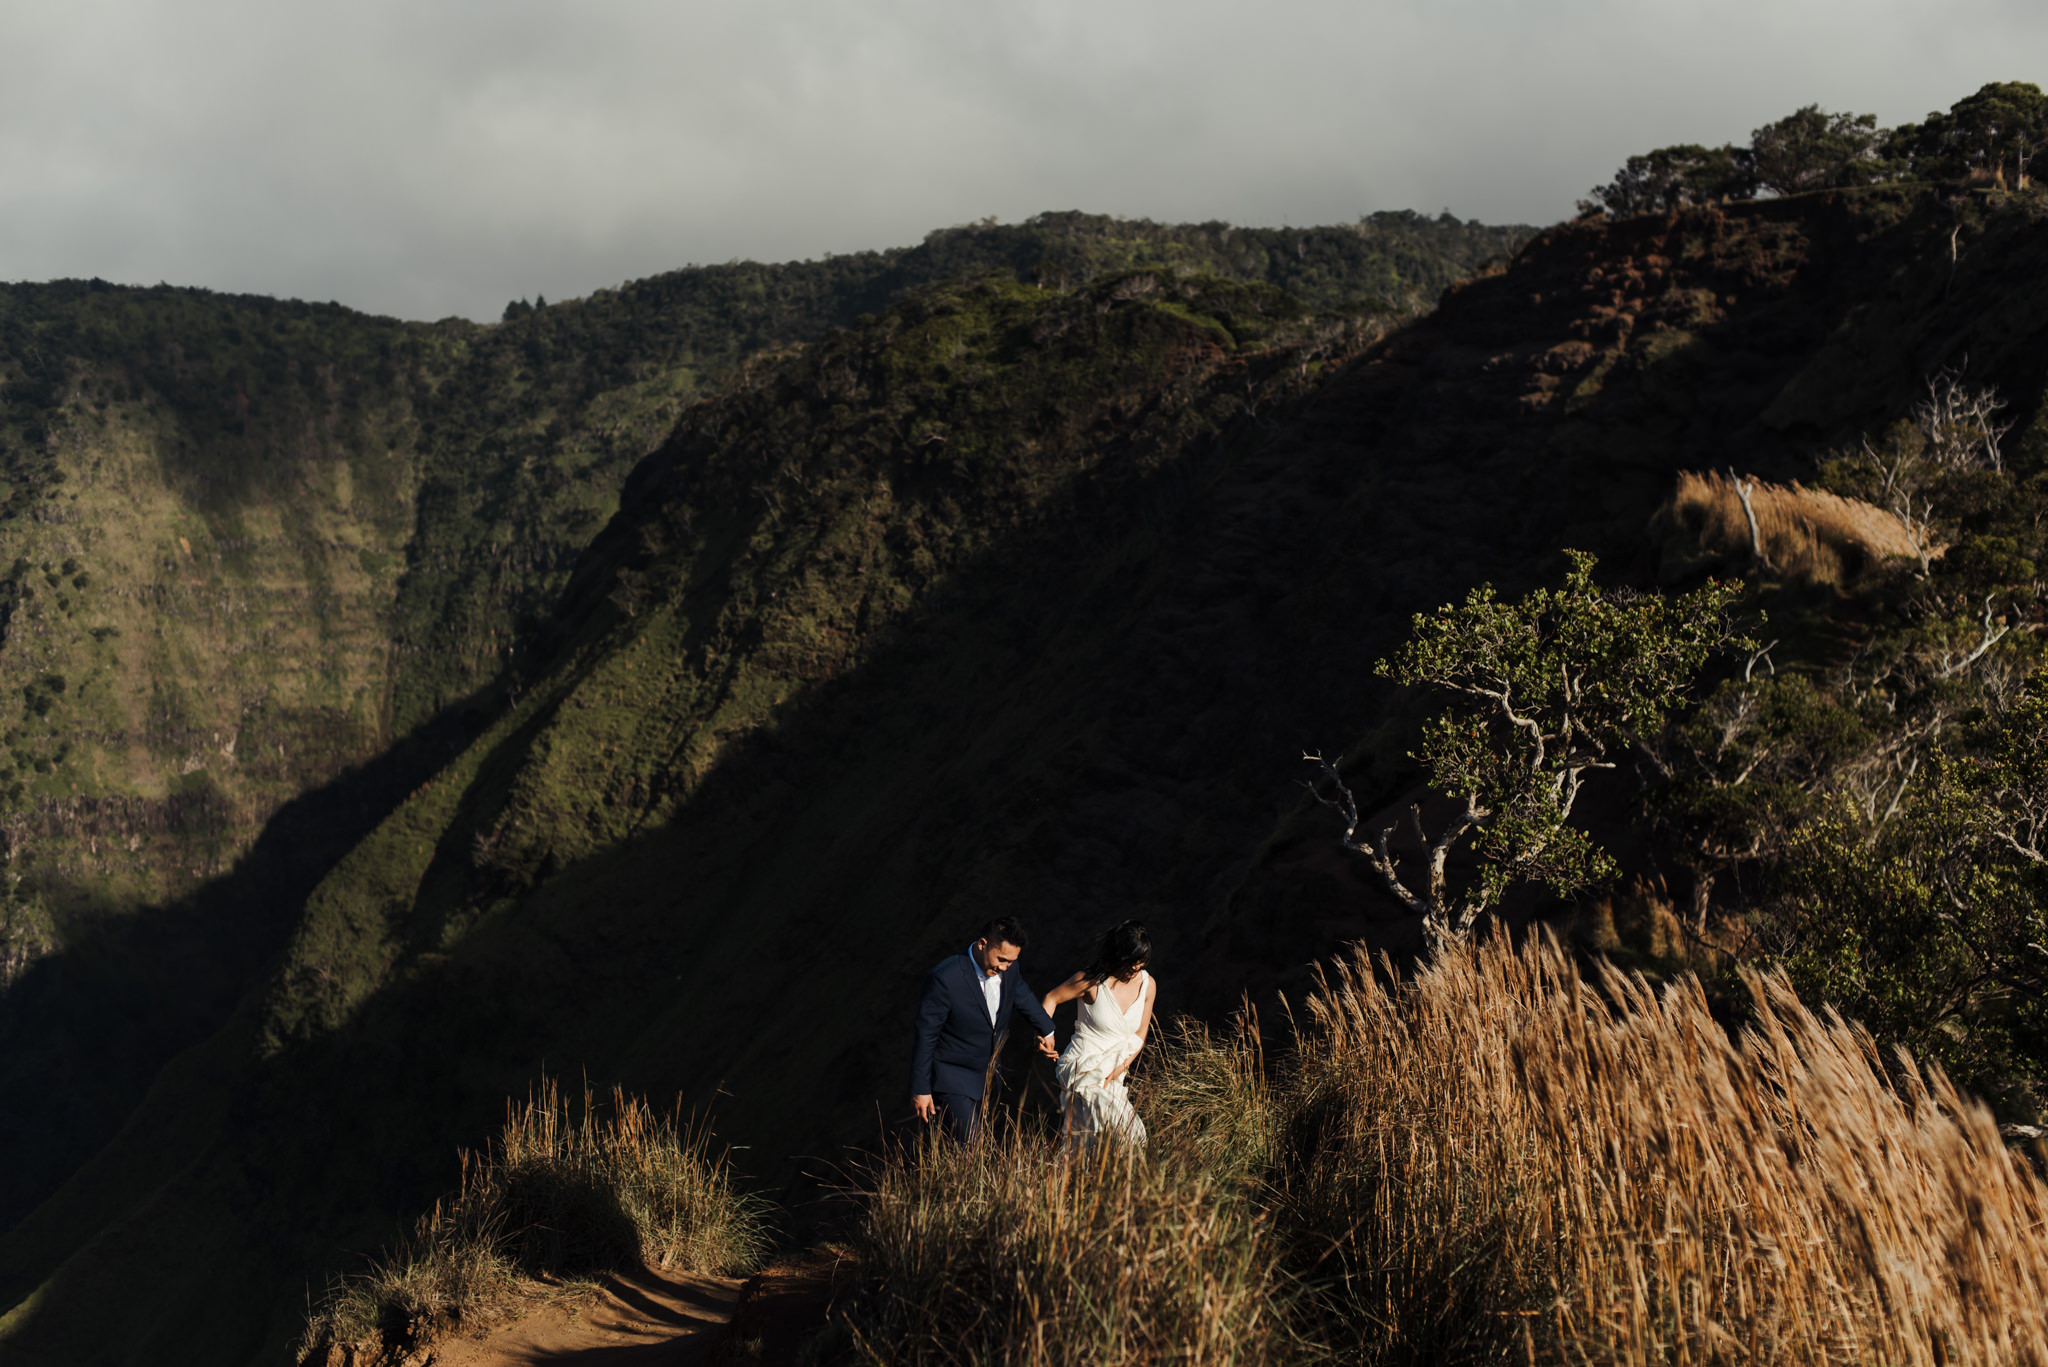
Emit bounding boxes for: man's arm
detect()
[908,969,949,1119]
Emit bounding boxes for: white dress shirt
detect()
[966,945,1001,1024]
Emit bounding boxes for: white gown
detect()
[1055,970,1151,1153]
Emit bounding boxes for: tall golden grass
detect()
[299,1079,769,1363]
[844,1124,1293,1366]
[1649,470,1924,586]
[493,1077,768,1275]
[849,933,2048,1365]
[1297,934,2048,1364]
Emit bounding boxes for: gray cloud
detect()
[2,0,2041,320]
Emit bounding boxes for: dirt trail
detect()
[401,1255,847,1367]
[425,1266,743,1366]
[718,1253,851,1364]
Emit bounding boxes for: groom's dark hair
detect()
[979,916,1029,949]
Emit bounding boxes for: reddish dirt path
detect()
[398,1255,848,1367]
[425,1266,742,1366]
[718,1252,854,1364]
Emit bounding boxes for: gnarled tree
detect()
[1309,552,1743,955]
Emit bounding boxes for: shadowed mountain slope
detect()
[0,210,1526,1241]
[8,186,2048,1364]
[0,212,1517,927]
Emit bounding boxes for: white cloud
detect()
[0,0,2039,319]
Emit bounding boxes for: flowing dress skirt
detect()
[1055,972,1151,1155]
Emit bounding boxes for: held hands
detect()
[913,1039,1059,1123]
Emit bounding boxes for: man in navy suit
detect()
[910,916,1059,1140]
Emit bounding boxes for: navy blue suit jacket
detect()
[909,952,1057,1100]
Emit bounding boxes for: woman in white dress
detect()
[1041,921,1155,1155]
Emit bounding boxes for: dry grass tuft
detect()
[1649,470,1925,586]
[843,1123,1293,1367]
[1518,961,2048,1364]
[1568,877,1743,976]
[1280,936,1563,1363]
[494,1077,769,1276]
[298,1079,769,1364]
[301,1180,515,1355]
[1137,1010,1279,1190]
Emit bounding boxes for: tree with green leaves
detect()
[1889,81,2048,187]
[1309,553,1745,954]
[1640,670,1874,932]
[1578,144,1758,218]
[1771,686,2048,1113]
[1750,106,1889,194]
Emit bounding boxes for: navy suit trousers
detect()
[933,1091,982,1142]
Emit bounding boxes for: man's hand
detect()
[1038,1033,1059,1059]
[913,1094,936,1122]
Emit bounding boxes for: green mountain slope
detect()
[1,212,1522,924]
[0,268,1386,1363]
[0,209,1529,1240]
[386,208,1532,731]
[19,187,2048,1364]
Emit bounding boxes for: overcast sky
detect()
[1,1,2041,321]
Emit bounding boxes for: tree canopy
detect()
[1889,81,2048,185]
[1583,82,2048,218]
[1751,106,1888,194]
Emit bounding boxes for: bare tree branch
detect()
[1302,752,1428,917]
[1729,468,1773,571]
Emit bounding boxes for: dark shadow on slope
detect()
[0,690,511,1237]
[236,191,2032,1267]
[0,215,1555,1238]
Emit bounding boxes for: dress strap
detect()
[1115,971,1148,1019]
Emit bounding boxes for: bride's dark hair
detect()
[1084,920,1151,986]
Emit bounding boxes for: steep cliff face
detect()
[8,187,2048,1365]
[0,292,421,915]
